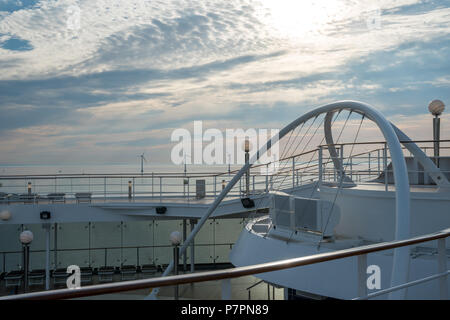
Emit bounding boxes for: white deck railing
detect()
[1,227,448,300]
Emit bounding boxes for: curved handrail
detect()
[2,227,448,300]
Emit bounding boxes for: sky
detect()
[0,0,449,166]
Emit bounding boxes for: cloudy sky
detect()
[0,0,449,166]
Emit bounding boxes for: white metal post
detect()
[190,219,196,273]
[292,157,295,188]
[438,238,448,300]
[265,164,269,191]
[318,147,323,187]
[340,144,344,181]
[378,148,380,175]
[383,143,388,192]
[183,219,187,271]
[44,223,51,290]
[357,254,368,298]
[221,278,231,300]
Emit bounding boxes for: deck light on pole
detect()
[170,231,182,300]
[243,139,251,196]
[20,230,33,292]
[128,180,132,200]
[428,99,445,167]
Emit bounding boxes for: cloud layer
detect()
[0,0,449,165]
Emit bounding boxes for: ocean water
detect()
[0,163,255,198]
[0,163,248,272]
[0,163,237,176]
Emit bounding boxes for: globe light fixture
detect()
[0,210,11,221]
[20,230,34,244]
[170,231,182,246]
[428,100,445,167]
[428,99,445,116]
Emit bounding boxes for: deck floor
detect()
[0,270,284,300]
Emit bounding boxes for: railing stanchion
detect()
[357,254,368,298]
[265,164,269,192]
[137,247,139,267]
[221,278,231,300]
[438,238,448,300]
[318,147,323,187]
[378,148,381,176]
[253,175,255,194]
[383,143,388,192]
[190,219,196,273]
[340,144,344,181]
[292,157,295,189]
[183,219,187,271]
[350,155,353,181]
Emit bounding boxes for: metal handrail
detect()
[1,139,448,202]
[2,227,448,300]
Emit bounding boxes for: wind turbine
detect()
[139,153,148,174]
[182,152,191,176]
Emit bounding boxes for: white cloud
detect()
[1,0,450,165]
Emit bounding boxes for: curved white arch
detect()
[323,111,450,190]
[149,100,411,300]
[323,111,354,184]
[391,124,450,190]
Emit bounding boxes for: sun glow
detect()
[258,0,344,40]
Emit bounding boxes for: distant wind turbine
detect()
[139,153,148,174]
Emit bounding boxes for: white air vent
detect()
[269,192,340,237]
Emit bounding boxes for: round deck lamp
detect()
[20,230,34,244]
[170,231,182,246]
[0,210,11,221]
[428,99,445,116]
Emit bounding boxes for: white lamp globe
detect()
[0,210,11,221]
[170,231,182,246]
[428,99,445,116]
[20,230,34,244]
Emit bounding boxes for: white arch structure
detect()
[149,100,448,300]
[324,111,450,189]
